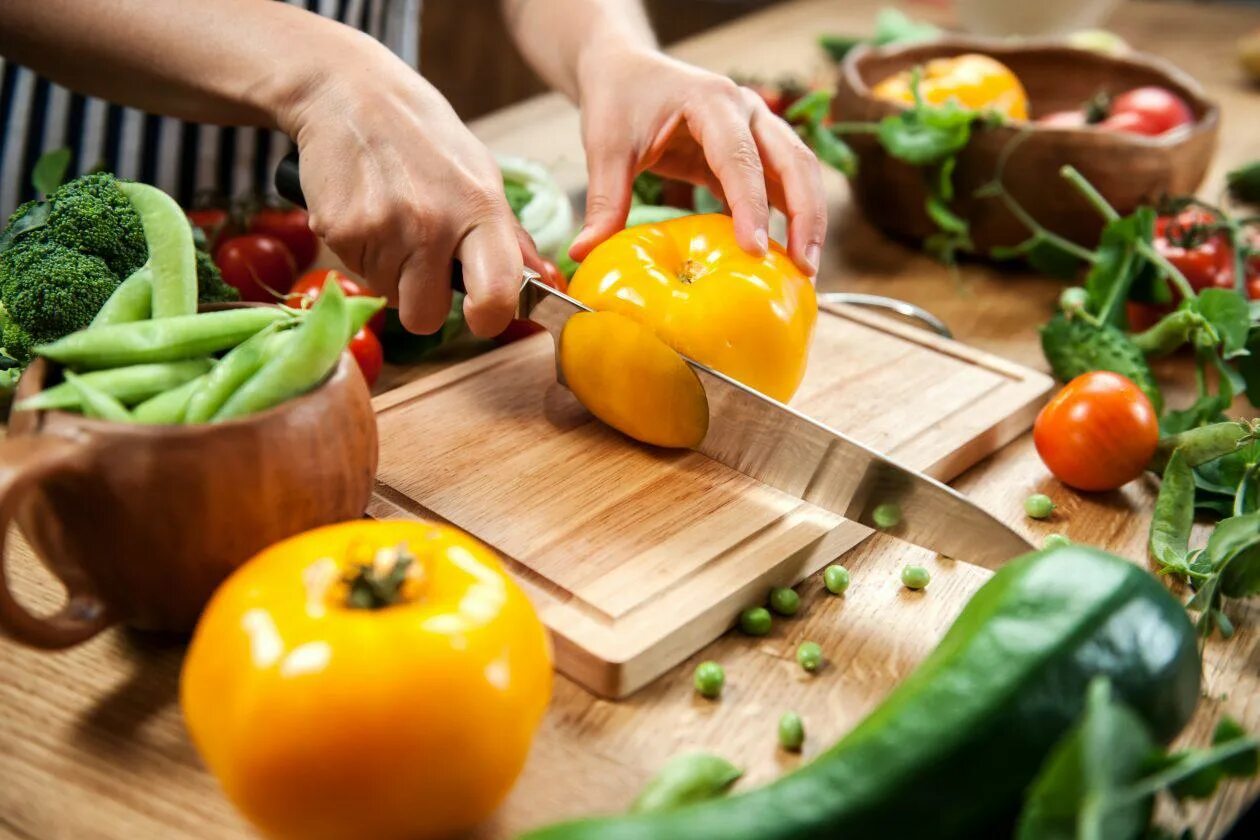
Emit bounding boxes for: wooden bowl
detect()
[0,332,378,648]
[833,38,1220,252]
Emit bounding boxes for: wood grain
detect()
[369,303,1050,696]
[3,1,1260,838]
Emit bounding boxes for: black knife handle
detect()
[275,151,466,295]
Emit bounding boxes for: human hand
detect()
[277,37,531,337]
[569,48,827,277]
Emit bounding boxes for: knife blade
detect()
[276,153,1032,568]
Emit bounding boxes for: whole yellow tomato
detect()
[872,53,1029,121]
[564,213,816,447]
[181,520,552,840]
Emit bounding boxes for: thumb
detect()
[569,142,635,262]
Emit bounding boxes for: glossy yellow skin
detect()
[567,214,816,446]
[871,53,1029,121]
[181,520,552,840]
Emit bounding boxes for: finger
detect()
[396,242,456,335]
[751,106,827,276]
[689,95,770,257]
[458,215,524,337]
[570,136,635,262]
[515,225,547,274]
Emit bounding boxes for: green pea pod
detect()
[1149,449,1194,571]
[183,323,285,424]
[36,307,295,369]
[1149,419,1260,473]
[63,371,133,422]
[212,280,350,421]
[92,267,153,327]
[132,374,209,424]
[15,359,213,412]
[1130,309,1207,359]
[118,182,198,318]
[630,754,743,814]
[345,296,388,335]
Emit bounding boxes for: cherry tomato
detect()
[249,206,319,272]
[347,327,383,387]
[495,259,567,345]
[1107,86,1194,136]
[1034,371,1159,492]
[186,207,232,252]
[287,268,386,335]
[214,234,297,302]
[1248,275,1260,301]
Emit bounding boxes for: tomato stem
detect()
[344,544,420,609]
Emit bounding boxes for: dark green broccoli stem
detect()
[1130,309,1209,358]
[1059,165,1197,302]
[1149,418,1260,473]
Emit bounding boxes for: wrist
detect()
[575,41,659,106]
[266,18,387,138]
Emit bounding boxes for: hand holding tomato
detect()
[1034,371,1159,492]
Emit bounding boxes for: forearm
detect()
[0,0,383,133]
[502,0,656,102]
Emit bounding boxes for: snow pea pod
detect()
[92,268,152,326]
[212,280,349,421]
[1130,309,1209,359]
[118,182,197,318]
[15,359,213,412]
[36,307,295,369]
[1150,449,1195,571]
[345,296,387,335]
[1149,419,1260,473]
[183,323,284,424]
[132,374,209,424]
[63,371,133,422]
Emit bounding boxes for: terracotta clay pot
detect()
[834,38,1220,252]
[1,349,377,649]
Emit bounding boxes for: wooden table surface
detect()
[3,1,1260,838]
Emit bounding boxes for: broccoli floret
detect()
[0,302,33,364]
[0,239,119,348]
[43,172,148,277]
[195,248,240,304]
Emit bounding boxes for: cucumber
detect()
[523,547,1200,840]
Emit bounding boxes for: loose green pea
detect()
[872,503,902,529]
[796,641,823,672]
[738,607,772,636]
[768,587,800,616]
[823,564,850,595]
[901,564,931,590]
[693,661,725,699]
[1043,533,1072,550]
[778,712,805,751]
[1024,493,1056,520]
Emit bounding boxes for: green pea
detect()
[1043,533,1072,550]
[768,587,800,616]
[823,564,850,595]
[872,503,901,529]
[738,607,772,636]
[796,641,823,672]
[693,661,725,699]
[901,564,931,590]
[1024,493,1056,520]
[778,712,805,752]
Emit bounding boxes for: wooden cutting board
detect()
[368,303,1053,697]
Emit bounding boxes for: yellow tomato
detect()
[871,53,1029,121]
[564,214,816,446]
[181,520,552,840]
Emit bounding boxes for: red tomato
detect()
[1248,275,1260,301]
[1107,87,1194,135]
[1037,110,1089,129]
[187,207,232,252]
[214,234,297,303]
[495,259,567,345]
[249,206,319,272]
[1034,371,1159,492]
[347,327,383,387]
[287,268,386,335]
[1130,209,1236,328]
[1098,109,1165,136]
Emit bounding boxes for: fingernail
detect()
[754,228,769,254]
[806,244,821,274]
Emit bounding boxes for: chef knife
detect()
[276,153,1033,569]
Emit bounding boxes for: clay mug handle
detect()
[0,435,112,648]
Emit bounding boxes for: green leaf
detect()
[503,177,533,217]
[803,123,857,176]
[1227,160,1260,205]
[1205,513,1260,598]
[1195,288,1251,358]
[0,201,50,253]
[784,89,832,125]
[631,171,663,206]
[31,148,71,197]
[818,34,864,62]
[1150,450,1195,572]
[876,100,975,166]
[1213,717,1260,777]
[1085,208,1155,328]
[989,234,1085,279]
[1017,678,1157,840]
[1238,328,1260,407]
[629,753,742,814]
[872,8,942,45]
